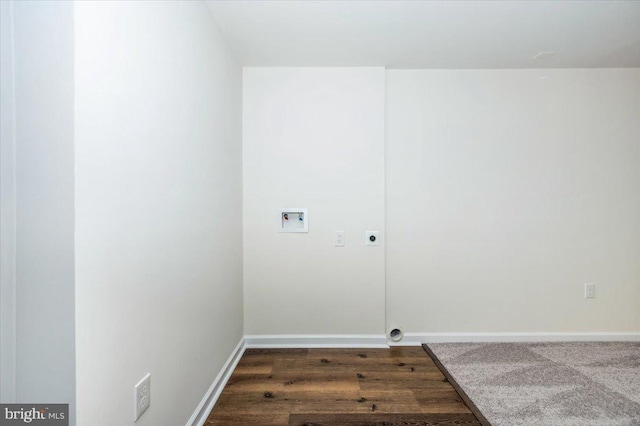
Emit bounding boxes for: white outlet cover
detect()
[365,231,380,246]
[585,283,596,299]
[335,230,345,247]
[134,373,151,421]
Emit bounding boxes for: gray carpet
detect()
[424,342,640,426]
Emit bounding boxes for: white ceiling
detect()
[205,0,640,68]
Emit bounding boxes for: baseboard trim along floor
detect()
[244,334,389,348]
[186,338,246,426]
[392,331,640,346]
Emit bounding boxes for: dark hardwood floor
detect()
[205,346,480,425]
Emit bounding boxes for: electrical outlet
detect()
[584,283,596,299]
[134,373,151,421]
[335,231,345,247]
[365,231,379,246]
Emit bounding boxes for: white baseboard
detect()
[244,334,389,348]
[392,331,640,346]
[186,337,246,426]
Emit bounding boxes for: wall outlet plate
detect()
[584,283,596,299]
[335,230,345,247]
[365,231,379,246]
[134,373,151,421]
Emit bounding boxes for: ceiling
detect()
[205,0,640,68]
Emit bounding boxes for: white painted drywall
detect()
[74,2,243,425]
[0,0,76,419]
[386,69,640,334]
[207,1,640,68]
[0,0,17,404]
[243,68,386,335]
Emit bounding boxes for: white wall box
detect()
[278,208,308,233]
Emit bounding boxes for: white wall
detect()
[0,0,76,418]
[386,69,640,334]
[74,2,243,425]
[243,68,386,336]
[0,0,17,403]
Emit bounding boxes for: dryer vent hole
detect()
[389,328,403,342]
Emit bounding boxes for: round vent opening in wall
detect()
[388,328,403,342]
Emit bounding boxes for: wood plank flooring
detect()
[205,347,480,426]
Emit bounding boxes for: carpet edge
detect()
[422,343,492,426]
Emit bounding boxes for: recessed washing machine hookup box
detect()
[278,208,308,233]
